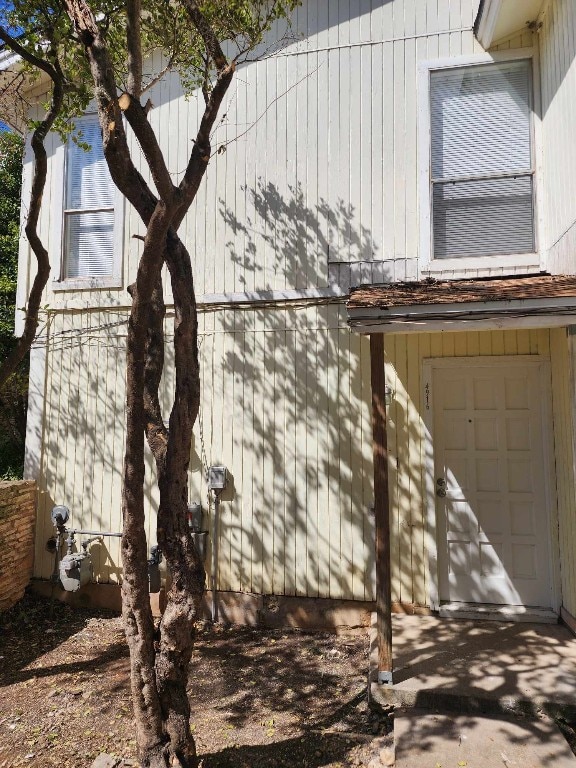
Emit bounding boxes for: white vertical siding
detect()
[36,0,576,613]
[539,0,576,274]
[24,0,485,315]
[34,304,375,602]
[32,302,575,608]
[192,304,374,600]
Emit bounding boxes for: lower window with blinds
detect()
[430,58,535,260]
[62,116,116,280]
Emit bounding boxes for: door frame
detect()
[422,355,561,613]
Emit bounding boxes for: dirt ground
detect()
[0,592,391,768]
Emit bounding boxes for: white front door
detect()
[432,359,553,608]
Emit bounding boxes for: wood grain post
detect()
[369,333,393,684]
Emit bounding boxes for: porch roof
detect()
[347,273,576,334]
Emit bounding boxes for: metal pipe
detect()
[69,529,122,537]
[81,535,103,552]
[212,492,221,623]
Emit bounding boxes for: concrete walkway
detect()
[394,710,576,767]
[369,614,576,766]
[370,614,576,718]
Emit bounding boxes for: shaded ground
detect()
[0,592,390,767]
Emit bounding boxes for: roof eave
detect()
[475,0,503,48]
[474,0,547,49]
[0,49,27,133]
[348,296,576,334]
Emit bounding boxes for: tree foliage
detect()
[0,130,22,350]
[0,1,299,765]
[0,129,26,478]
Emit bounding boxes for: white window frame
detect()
[51,115,124,291]
[418,48,544,276]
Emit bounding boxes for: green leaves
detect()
[0,131,23,347]
[0,130,26,479]
[3,0,302,128]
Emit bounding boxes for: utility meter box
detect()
[208,465,227,491]
[187,502,204,532]
[59,552,93,592]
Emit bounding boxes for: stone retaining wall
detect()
[0,480,36,611]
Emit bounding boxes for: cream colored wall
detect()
[556,331,576,617]
[33,303,376,602]
[538,0,576,274]
[17,0,487,317]
[34,315,575,609]
[24,0,576,609]
[383,326,574,609]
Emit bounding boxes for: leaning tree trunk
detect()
[121,207,175,767]
[62,1,235,764]
[0,32,65,390]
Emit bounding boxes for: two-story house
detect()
[8,0,576,641]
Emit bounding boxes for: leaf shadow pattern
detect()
[219,180,377,290]
[185,178,394,609]
[0,591,127,688]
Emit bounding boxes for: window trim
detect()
[51,114,124,291]
[418,48,543,276]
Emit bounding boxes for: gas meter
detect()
[59,552,93,592]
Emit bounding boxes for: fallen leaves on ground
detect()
[0,593,391,767]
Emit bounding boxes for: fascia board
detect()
[348,314,576,335]
[348,295,576,333]
[348,294,576,320]
[0,49,20,70]
[476,0,504,49]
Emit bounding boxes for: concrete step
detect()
[394,710,576,768]
[370,680,576,720]
[368,612,576,720]
[438,602,559,623]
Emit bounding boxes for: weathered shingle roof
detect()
[348,274,576,310]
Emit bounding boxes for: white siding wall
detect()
[539,0,576,274]
[33,304,376,602]
[134,0,483,293]
[35,0,576,607]
[17,0,486,317]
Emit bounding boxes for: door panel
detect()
[434,362,552,608]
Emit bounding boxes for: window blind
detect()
[430,60,534,259]
[64,117,115,278]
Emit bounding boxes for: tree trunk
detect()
[61,4,235,765]
[0,36,65,390]
[121,206,174,767]
[153,232,203,766]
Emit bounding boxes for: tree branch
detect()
[0,27,61,83]
[180,0,228,71]
[177,61,234,208]
[126,0,143,98]
[118,91,176,204]
[0,41,65,390]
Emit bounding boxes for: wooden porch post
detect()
[369,332,393,684]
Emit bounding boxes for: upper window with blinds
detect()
[63,117,115,279]
[430,59,535,260]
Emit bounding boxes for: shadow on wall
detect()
[219,180,377,289]
[32,180,431,618]
[181,179,420,606]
